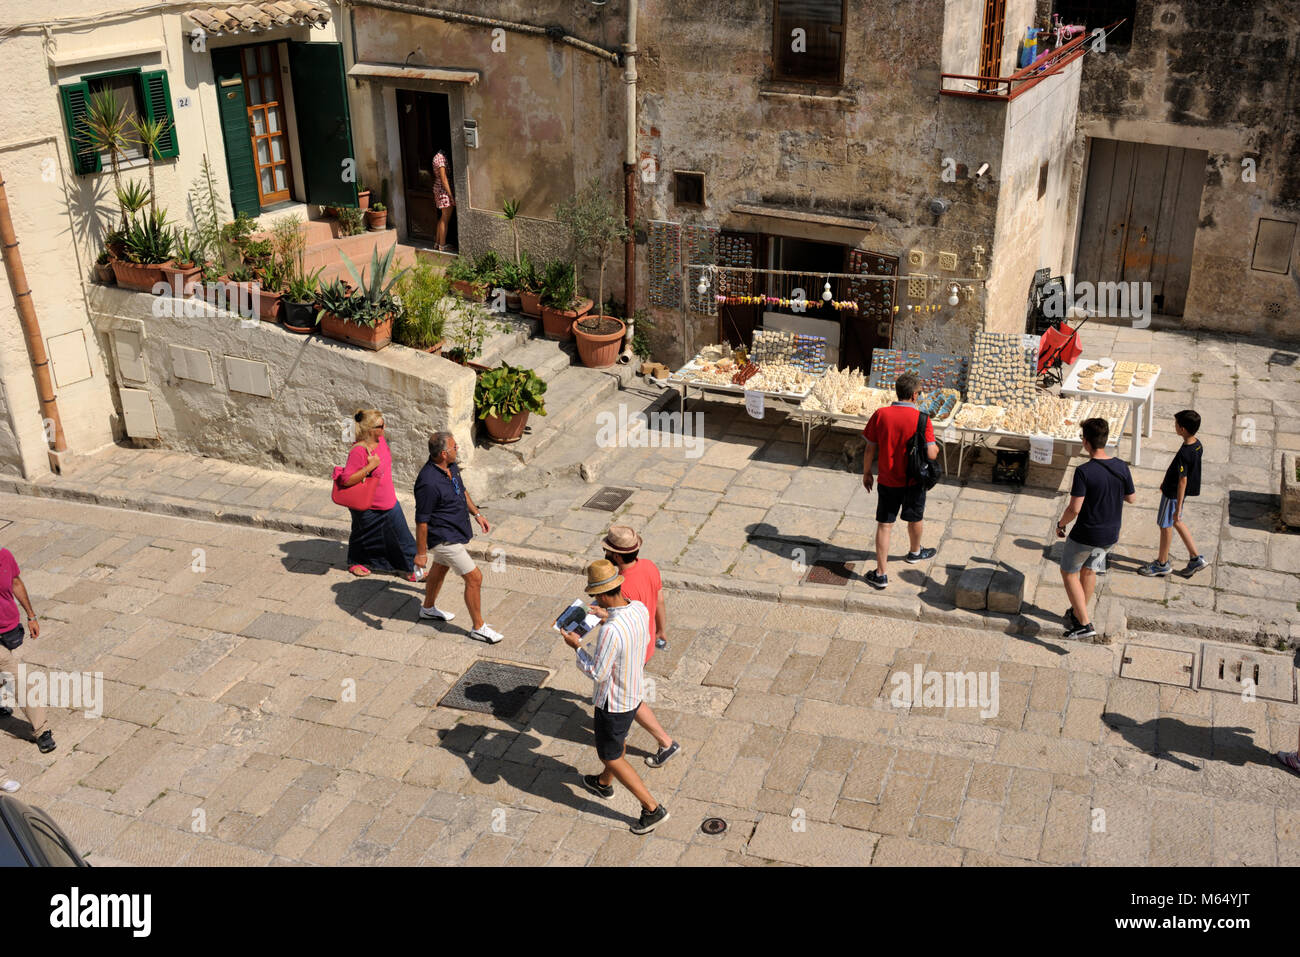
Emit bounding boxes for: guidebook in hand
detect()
[554,599,600,638]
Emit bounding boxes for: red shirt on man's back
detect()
[863,403,935,488]
[619,558,662,662]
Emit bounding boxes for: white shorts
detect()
[432,542,476,576]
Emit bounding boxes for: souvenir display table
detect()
[1058,358,1161,466]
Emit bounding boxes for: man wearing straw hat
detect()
[560,559,670,835]
[601,525,680,768]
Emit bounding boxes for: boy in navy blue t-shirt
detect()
[1139,410,1207,578]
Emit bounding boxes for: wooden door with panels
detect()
[241,43,293,207]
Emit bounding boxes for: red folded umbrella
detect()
[1037,322,1081,373]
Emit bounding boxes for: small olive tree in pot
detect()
[554,178,631,368]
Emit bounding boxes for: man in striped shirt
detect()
[560,559,670,835]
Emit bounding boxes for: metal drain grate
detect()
[439,660,550,719]
[805,560,855,586]
[582,487,634,512]
[1198,645,1296,702]
[1119,645,1194,687]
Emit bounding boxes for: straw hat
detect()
[601,525,643,555]
[584,559,625,595]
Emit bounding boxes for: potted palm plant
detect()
[282,268,324,334]
[318,244,408,350]
[539,258,587,340]
[85,90,136,230]
[394,259,450,353]
[475,362,547,443]
[366,202,387,231]
[516,251,542,318]
[557,178,630,367]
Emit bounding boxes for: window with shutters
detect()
[772,0,846,85]
[59,67,179,175]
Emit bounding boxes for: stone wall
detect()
[86,286,477,494]
[1070,0,1300,338]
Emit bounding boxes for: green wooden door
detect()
[287,41,358,207]
[211,47,261,218]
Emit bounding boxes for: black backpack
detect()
[905,412,942,490]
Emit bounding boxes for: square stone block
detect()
[987,567,1025,614]
[955,565,995,610]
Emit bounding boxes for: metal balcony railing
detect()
[940,23,1119,101]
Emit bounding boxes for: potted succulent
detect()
[366,202,387,231]
[557,178,631,367]
[282,268,324,334]
[394,259,450,354]
[446,257,486,301]
[94,248,115,284]
[497,258,524,313]
[516,251,542,318]
[114,207,175,292]
[162,229,203,296]
[337,206,366,237]
[475,362,547,443]
[317,243,408,350]
[539,259,589,340]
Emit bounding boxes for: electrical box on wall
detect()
[464,119,478,148]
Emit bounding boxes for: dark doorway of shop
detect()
[766,235,850,366]
[397,89,456,249]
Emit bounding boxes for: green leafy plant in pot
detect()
[475,362,547,443]
[515,250,542,317]
[317,244,408,350]
[282,267,324,333]
[116,205,176,292]
[538,258,582,340]
[446,256,486,302]
[394,259,450,353]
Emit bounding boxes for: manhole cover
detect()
[1119,644,1194,687]
[1198,645,1296,702]
[1268,351,1298,366]
[582,486,634,512]
[805,560,856,586]
[439,660,550,719]
[701,817,727,835]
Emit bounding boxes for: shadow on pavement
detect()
[1100,712,1277,772]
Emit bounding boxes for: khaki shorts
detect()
[431,542,477,576]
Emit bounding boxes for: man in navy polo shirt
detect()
[414,431,503,644]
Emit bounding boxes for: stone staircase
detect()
[251,207,420,285]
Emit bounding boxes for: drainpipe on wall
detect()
[0,167,68,474]
[618,0,638,365]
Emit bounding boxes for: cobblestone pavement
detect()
[2,493,1298,866]
[8,324,1299,646]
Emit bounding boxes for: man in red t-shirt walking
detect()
[600,526,680,768]
[861,373,939,589]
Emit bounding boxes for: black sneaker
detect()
[1063,621,1096,640]
[581,773,613,799]
[905,547,937,564]
[865,570,888,590]
[1063,607,1079,629]
[655,637,667,650]
[0,707,11,719]
[630,803,670,835]
[36,731,56,754]
[645,741,680,768]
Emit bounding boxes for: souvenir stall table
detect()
[946,397,1131,479]
[1058,358,1161,466]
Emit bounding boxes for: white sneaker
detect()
[1,780,19,793]
[419,605,455,621]
[470,624,503,644]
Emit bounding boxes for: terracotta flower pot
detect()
[254,287,283,323]
[366,209,387,231]
[217,278,260,319]
[505,290,522,312]
[161,262,203,297]
[280,300,316,334]
[320,311,393,351]
[425,340,445,356]
[483,410,530,443]
[111,259,172,293]
[357,189,371,211]
[541,298,592,341]
[450,279,486,301]
[93,262,116,284]
[574,315,627,368]
[519,289,542,318]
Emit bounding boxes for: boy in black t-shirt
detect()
[1139,410,1207,578]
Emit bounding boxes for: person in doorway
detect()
[341,409,422,581]
[0,544,56,762]
[1057,417,1136,640]
[433,150,455,252]
[561,559,669,835]
[1138,409,1207,578]
[600,525,680,769]
[413,431,503,644]
[861,373,939,589]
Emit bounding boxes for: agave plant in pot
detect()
[539,258,588,341]
[116,207,176,292]
[557,178,631,367]
[475,362,547,443]
[282,268,324,334]
[318,244,408,350]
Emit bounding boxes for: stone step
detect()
[475,364,620,470]
[491,335,574,380]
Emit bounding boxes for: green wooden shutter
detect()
[210,48,260,218]
[141,70,179,159]
[59,81,102,176]
[287,41,358,207]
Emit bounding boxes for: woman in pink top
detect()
[341,409,422,580]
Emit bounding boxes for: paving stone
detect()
[746,814,878,866]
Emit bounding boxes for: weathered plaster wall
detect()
[86,285,477,494]
[1073,0,1300,338]
[986,59,1084,333]
[0,1,344,478]
[0,379,23,477]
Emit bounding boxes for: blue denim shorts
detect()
[1157,495,1178,529]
